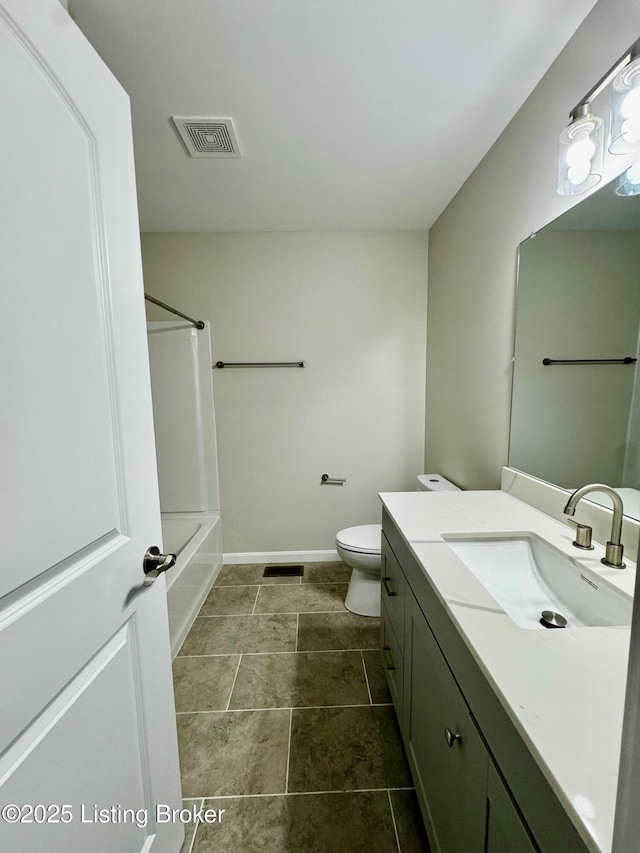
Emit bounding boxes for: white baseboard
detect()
[223,549,340,565]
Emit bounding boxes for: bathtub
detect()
[162,511,222,657]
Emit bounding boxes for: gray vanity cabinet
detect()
[381,516,588,853]
[403,590,488,852]
[380,534,408,725]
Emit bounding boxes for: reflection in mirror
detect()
[510,177,640,519]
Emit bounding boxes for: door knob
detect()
[143,546,177,586]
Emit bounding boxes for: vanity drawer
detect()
[381,600,404,717]
[381,532,406,651]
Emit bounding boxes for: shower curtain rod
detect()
[145,293,205,330]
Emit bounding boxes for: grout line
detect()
[295,613,299,652]
[196,606,352,618]
[196,787,416,801]
[361,650,373,705]
[251,587,260,616]
[177,648,382,659]
[215,580,348,587]
[225,655,243,711]
[387,790,402,853]
[185,798,203,853]
[187,824,199,853]
[215,583,301,589]
[176,703,381,714]
[284,709,293,794]
[199,610,259,618]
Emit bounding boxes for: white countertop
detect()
[379,489,635,853]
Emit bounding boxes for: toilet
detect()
[336,474,460,617]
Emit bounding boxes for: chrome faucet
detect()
[563,484,626,569]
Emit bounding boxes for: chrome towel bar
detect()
[214,361,306,368]
[542,357,637,366]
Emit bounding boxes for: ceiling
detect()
[69,0,598,232]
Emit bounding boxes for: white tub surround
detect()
[379,488,634,853]
[162,512,221,658]
[147,321,220,513]
[147,321,222,655]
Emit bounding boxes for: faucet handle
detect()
[567,520,594,550]
[604,541,626,569]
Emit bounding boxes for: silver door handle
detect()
[143,546,177,586]
[445,727,462,748]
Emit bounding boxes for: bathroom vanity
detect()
[379,490,635,853]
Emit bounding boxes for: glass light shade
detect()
[557,112,604,196]
[615,159,640,195]
[609,56,640,154]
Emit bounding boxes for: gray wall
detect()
[425,0,640,489]
[142,231,428,553]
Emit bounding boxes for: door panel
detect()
[486,763,539,853]
[0,3,182,851]
[0,627,151,853]
[405,593,488,853]
[0,7,121,596]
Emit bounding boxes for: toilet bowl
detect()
[336,474,460,617]
[336,524,382,617]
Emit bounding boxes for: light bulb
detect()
[566,133,595,168]
[621,118,640,144]
[567,163,591,186]
[621,85,640,121]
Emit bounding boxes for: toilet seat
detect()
[335,524,381,555]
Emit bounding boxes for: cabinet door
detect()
[404,593,488,853]
[486,763,539,853]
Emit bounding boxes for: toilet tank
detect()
[417,474,460,492]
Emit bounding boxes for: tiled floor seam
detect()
[197,787,416,800]
[387,789,403,853]
[176,703,391,714]
[251,587,260,615]
[361,649,374,705]
[284,708,293,794]
[186,826,198,853]
[196,608,359,617]
[177,648,381,658]
[295,613,299,652]
[215,580,348,587]
[225,655,243,711]
[184,798,203,853]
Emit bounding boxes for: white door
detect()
[0,2,182,852]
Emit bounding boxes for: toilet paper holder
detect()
[321,474,346,485]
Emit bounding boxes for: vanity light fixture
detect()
[557,38,640,196]
[615,158,640,195]
[557,104,604,196]
[609,41,640,154]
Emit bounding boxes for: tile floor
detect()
[174,561,430,853]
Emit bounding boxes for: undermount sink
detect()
[444,535,632,630]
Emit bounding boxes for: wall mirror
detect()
[509,177,640,519]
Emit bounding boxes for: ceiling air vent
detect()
[172,117,241,158]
